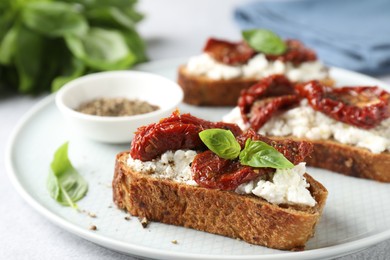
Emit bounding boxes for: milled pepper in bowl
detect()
[76,98,159,117]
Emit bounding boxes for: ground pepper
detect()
[76,98,159,117]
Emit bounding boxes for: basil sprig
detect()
[47,142,88,209]
[242,29,287,55]
[0,0,147,94]
[199,129,294,169]
[199,129,241,159]
[239,139,294,169]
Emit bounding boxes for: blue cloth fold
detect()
[234,0,390,75]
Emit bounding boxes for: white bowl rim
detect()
[55,70,183,123]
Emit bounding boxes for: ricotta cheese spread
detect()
[127,150,316,207]
[235,162,316,207]
[223,100,390,154]
[186,53,328,82]
[127,150,198,186]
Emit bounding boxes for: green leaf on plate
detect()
[242,29,287,55]
[199,129,241,160]
[47,142,88,208]
[239,138,294,169]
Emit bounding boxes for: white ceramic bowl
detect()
[55,70,183,143]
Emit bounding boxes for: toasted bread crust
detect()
[177,65,258,106]
[269,137,390,182]
[177,65,334,106]
[113,151,328,250]
[307,139,390,182]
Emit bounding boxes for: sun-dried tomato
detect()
[204,38,316,66]
[203,38,255,65]
[239,75,296,120]
[131,123,204,161]
[191,150,271,190]
[249,95,300,132]
[130,110,243,161]
[160,111,242,136]
[266,40,317,65]
[236,129,313,165]
[238,75,300,131]
[295,81,390,129]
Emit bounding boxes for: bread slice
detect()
[177,65,258,106]
[269,137,390,182]
[177,65,334,106]
[113,151,328,250]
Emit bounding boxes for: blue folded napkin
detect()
[234,0,390,75]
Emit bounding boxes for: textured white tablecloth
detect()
[1,1,390,259]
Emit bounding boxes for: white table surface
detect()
[1,0,390,259]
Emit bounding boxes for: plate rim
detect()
[5,58,390,260]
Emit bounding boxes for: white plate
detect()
[6,58,390,260]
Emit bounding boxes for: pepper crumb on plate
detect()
[88,212,97,218]
[171,240,178,244]
[81,209,97,218]
[89,225,97,231]
[139,217,149,228]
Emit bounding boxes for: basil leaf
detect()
[121,8,144,24]
[86,7,136,30]
[199,129,241,160]
[63,0,138,9]
[0,66,18,92]
[51,57,85,92]
[0,25,18,65]
[0,0,146,94]
[239,139,294,169]
[65,27,136,70]
[47,142,88,208]
[0,2,17,40]
[34,38,69,93]
[242,29,287,55]
[14,25,44,93]
[122,29,148,63]
[22,2,88,37]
